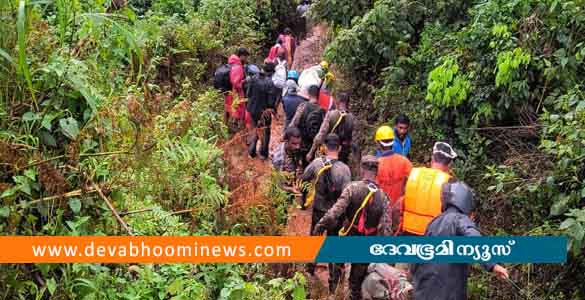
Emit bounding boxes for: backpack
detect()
[300,102,325,144]
[213,64,232,93]
[272,59,287,89]
[330,110,354,145]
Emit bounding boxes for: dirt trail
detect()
[221,24,335,299]
[285,24,330,238]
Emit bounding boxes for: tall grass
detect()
[16,0,36,109]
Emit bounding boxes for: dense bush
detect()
[322,0,585,298]
[0,0,304,298]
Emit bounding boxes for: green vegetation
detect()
[315,0,585,298]
[0,0,305,298]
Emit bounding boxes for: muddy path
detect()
[221,24,337,299]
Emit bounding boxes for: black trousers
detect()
[248,113,272,158]
[349,263,368,300]
[347,228,369,300]
[308,208,343,293]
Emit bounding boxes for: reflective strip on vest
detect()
[402,168,450,235]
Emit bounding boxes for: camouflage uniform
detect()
[308,109,355,164]
[314,179,393,300]
[301,156,351,292]
[289,101,316,167]
[289,102,309,132]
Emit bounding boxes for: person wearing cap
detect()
[300,133,351,292]
[313,155,393,300]
[374,125,413,228]
[431,141,457,173]
[412,180,509,300]
[399,141,458,239]
[246,63,278,160]
[306,92,356,165]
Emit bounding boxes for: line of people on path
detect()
[269,79,509,299]
[215,41,510,299]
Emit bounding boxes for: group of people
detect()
[216,34,510,300]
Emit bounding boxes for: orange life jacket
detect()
[402,167,450,235]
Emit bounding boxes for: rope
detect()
[330,111,346,133]
[304,159,333,208]
[339,183,378,236]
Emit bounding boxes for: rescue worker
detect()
[430,141,455,174]
[393,114,411,157]
[289,85,324,167]
[246,63,277,160]
[401,141,457,236]
[301,134,351,293]
[313,155,393,300]
[282,71,304,130]
[224,47,249,128]
[306,92,355,164]
[374,125,412,229]
[412,181,509,300]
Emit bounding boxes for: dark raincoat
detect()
[412,206,495,300]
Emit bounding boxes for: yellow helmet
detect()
[320,60,329,70]
[375,125,395,146]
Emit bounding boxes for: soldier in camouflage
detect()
[314,155,393,300]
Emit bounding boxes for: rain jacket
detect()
[412,206,495,300]
[225,55,246,120]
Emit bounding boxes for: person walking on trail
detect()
[223,48,250,128]
[282,71,304,130]
[278,28,296,67]
[306,92,355,165]
[313,155,393,300]
[298,61,336,110]
[246,63,277,160]
[412,180,509,300]
[265,38,286,64]
[289,85,325,168]
[272,53,288,110]
[401,141,458,237]
[301,134,351,293]
[374,125,412,230]
[283,69,299,98]
[272,127,304,194]
[393,114,411,157]
[295,0,310,40]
